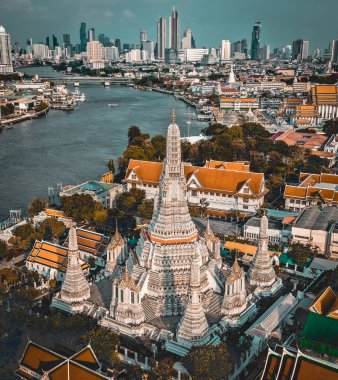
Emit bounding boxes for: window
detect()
[290,199,294,203]
[243,205,249,210]
[132,174,136,179]
[131,292,135,304]
[243,187,249,194]
[243,198,249,203]
[120,289,124,303]
[192,190,197,196]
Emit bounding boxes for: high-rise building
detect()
[241,39,248,57]
[104,46,119,61]
[140,30,148,46]
[114,39,121,54]
[262,44,270,61]
[157,17,166,60]
[45,36,50,47]
[251,22,261,60]
[63,34,71,46]
[292,39,309,61]
[169,7,180,51]
[33,44,50,59]
[142,41,154,61]
[330,40,338,63]
[181,27,192,49]
[87,41,104,61]
[221,39,231,61]
[52,34,58,49]
[0,25,13,73]
[80,22,87,52]
[88,28,95,42]
[301,41,309,60]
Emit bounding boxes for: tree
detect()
[61,194,102,223]
[0,241,8,260]
[94,209,108,228]
[241,122,270,139]
[123,145,149,161]
[38,218,66,242]
[107,159,115,174]
[151,135,166,161]
[288,242,318,265]
[27,198,48,217]
[323,119,338,137]
[128,126,141,145]
[82,327,120,365]
[116,188,146,214]
[183,343,233,380]
[13,223,35,240]
[137,199,154,220]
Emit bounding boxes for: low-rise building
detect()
[310,84,338,120]
[272,130,327,150]
[220,97,259,111]
[291,206,338,258]
[243,217,289,244]
[284,173,338,212]
[60,180,123,208]
[125,159,268,214]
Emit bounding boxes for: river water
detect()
[0,66,204,220]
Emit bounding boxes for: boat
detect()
[108,104,119,107]
[71,90,86,102]
[73,82,80,87]
[104,81,110,87]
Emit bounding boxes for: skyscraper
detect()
[115,39,121,54]
[52,34,58,49]
[0,25,13,74]
[88,28,95,42]
[331,40,338,63]
[157,17,166,60]
[262,44,270,61]
[251,22,261,60]
[221,39,231,61]
[292,39,309,61]
[169,7,180,51]
[45,36,50,47]
[301,41,309,60]
[80,22,87,52]
[241,39,248,57]
[63,34,70,46]
[140,30,148,46]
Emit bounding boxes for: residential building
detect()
[262,44,270,61]
[142,41,154,61]
[32,43,50,59]
[0,26,13,74]
[125,159,267,214]
[104,46,119,61]
[157,17,166,60]
[86,41,104,62]
[181,27,192,49]
[291,206,338,257]
[243,217,287,244]
[88,27,95,42]
[140,30,148,45]
[284,173,338,212]
[251,22,261,60]
[184,48,209,62]
[221,40,231,61]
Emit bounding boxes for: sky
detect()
[2,0,338,51]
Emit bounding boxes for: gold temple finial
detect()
[171,109,176,124]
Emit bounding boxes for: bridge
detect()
[39,76,133,85]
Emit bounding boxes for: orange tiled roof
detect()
[274,130,327,150]
[126,160,265,197]
[44,208,66,218]
[309,287,338,320]
[204,160,250,171]
[223,241,279,257]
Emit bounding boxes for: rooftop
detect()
[293,207,338,231]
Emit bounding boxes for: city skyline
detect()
[2,0,338,52]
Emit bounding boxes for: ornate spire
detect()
[248,214,276,288]
[149,116,198,244]
[227,255,244,285]
[171,109,176,124]
[60,227,90,303]
[177,253,210,344]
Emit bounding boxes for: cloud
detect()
[123,9,135,19]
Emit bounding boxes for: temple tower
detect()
[177,253,210,346]
[60,227,91,303]
[204,219,222,268]
[110,268,145,325]
[248,213,276,288]
[221,257,247,319]
[106,223,126,275]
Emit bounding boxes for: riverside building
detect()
[0,26,13,73]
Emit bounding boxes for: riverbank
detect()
[0,106,50,128]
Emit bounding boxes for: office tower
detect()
[169,7,180,51]
[330,40,338,63]
[142,41,154,61]
[292,39,303,60]
[221,39,231,60]
[88,28,95,42]
[157,17,166,60]
[301,41,309,60]
[262,44,270,61]
[0,26,13,73]
[140,30,148,46]
[98,34,110,46]
[26,38,33,55]
[52,34,58,49]
[181,27,192,49]
[80,22,87,52]
[123,43,130,51]
[104,46,119,61]
[14,42,20,55]
[63,34,70,46]
[191,35,196,49]
[115,39,121,54]
[46,36,50,47]
[251,22,261,60]
[241,39,248,57]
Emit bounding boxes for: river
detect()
[0,66,205,220]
